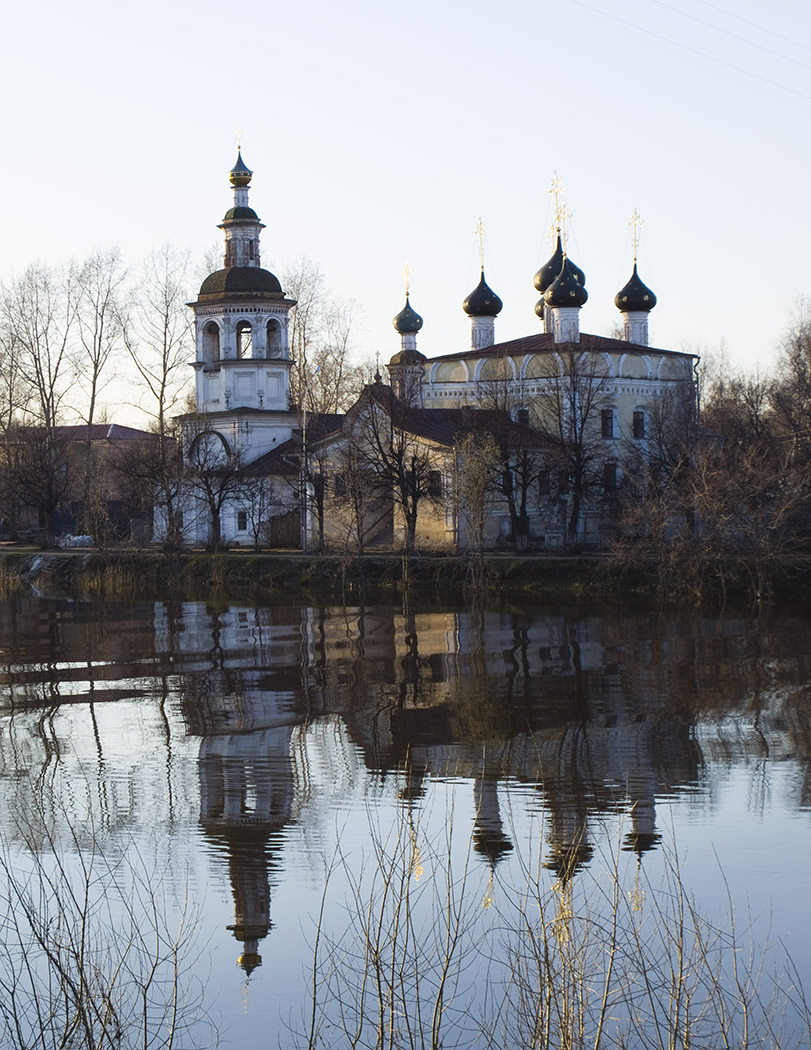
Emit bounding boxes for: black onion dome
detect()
[463,270,503,317]
[222,205,260,222]
[392,294,424,334]
[614,263,657,312]
[229,151,253,187]
[544,256,589,308]
[389,347,427,367]
[199,267,283,297]
[534,232,585,292]
[534,298,545,319]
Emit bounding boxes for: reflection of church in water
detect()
[155,602,313,973]
[152,598,801,968]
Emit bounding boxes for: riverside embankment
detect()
[0,547,623,603]
[4,546,810,605]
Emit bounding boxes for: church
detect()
[167,154,697,550]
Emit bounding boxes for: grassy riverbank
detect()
[3,545,811,606]
[0,547,640,603]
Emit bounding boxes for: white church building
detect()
[165,154,697,550]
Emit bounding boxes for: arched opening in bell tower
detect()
[202,321,221,367]
[266,319,283,358]
[236,321,253,359]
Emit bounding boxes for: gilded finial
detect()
[628,209,644,264]
[402,261,412,296]
[474,217,486,270]
[548,173,573,251]
[236,125,243,151]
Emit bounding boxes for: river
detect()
[0,595,809,1047]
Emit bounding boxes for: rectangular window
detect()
[557,470,570,495]
[601,409,614,439]
[603,462,617,492]
[428,470,443,498]
[237,510,248,531]
[538,470,550,497]
[334,473,346,497]
[516,407,530,425]
[633,410,645,439]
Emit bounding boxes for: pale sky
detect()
[2,0,810,418]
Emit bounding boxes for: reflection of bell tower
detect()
[472,774,513,864]
[542,785,593,884]
[199,726,295,973]
[622,771,660,857]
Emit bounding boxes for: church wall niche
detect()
[266,319,283,358]
[202,321,221,369]
[619,353,649,380]
[236,320,253,359]
[477,356,513,382]
[432,361,468,384]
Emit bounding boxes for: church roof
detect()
[341,382,545,448]
[428,330,695,363]
[198,266,283,297]
[222,205,260,222]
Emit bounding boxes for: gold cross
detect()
[628,209,643,262]
[474,217,486,268]
[236,125,243,151]
[549,173,572,248]
[402,261,412,295]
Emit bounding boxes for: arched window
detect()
[202,321,220,367]
[266,319,282,358]
[236,321,253,359]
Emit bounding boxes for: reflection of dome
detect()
[393,294,424,334]
[463,271,503,317]
[615,263,657,312]
[544,256,588,308]
[199,267,283,297]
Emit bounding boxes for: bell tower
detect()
[190,154,297,414]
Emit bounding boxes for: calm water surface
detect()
[1,596,810,1045]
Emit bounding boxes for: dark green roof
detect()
[534,232,585,293]
[198,267,283,297]
[222,205,260,222]
[463,270,503,317]
[392,294,424,334]
[615,263,657,312]
[544,256,588,308]
[389,348,427,367]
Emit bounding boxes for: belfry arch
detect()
[201,321,220,367]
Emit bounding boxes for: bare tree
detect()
[0,263,80,544]
[454,430,500,584]
[353,384,442,575]
[284,257,367,414]
[123,245,193,548]
[184,424,245,551]
[0,796,211,1050]
[533,350,615,544]
[239,475,275,549]
[473,378,548,550]
[330,443,379,556]
[75,247,128,432]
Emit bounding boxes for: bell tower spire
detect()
[220,152,266,269]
